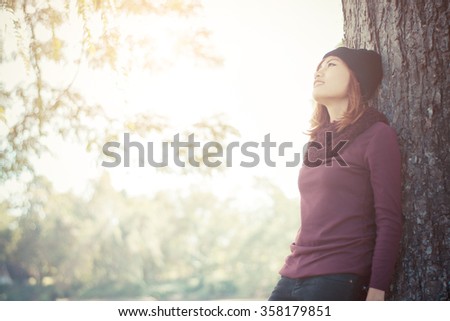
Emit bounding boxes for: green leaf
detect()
[0,105,5,123]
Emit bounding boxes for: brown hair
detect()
[308,68,367,140]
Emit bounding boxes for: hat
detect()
[323,47,383,100]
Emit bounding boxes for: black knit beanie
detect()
[323,47,383,100]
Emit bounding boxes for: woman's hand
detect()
[366,288,385,301]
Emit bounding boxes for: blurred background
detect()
[0,0,342,300]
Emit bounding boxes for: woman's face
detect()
[312,56,351,104]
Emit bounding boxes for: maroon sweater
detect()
[279,122,402,291]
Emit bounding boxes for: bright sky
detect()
[3,0,343,204]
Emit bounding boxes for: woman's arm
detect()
[366,288,385,301]
[364,123,403,293]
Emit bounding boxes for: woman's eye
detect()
[328,62,336,67]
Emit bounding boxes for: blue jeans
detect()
[268,274,369,301]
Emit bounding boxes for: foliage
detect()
[0,0,224,182]
[0,172,298,300]
[0,0,293,301]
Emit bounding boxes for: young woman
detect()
[268,47,402,301]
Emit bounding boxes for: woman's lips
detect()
[314,81,324,87]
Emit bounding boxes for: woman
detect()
[268,47,402,301]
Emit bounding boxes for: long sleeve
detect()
[365,124,403,291]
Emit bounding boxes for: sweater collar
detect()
[304,107,389,166]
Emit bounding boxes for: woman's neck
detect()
[324,98,349,122]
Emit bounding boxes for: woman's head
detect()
[312,56,353,105]
[322,47,383,101]
[309,47,383,138]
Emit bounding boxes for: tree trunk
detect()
[341,0,449,300]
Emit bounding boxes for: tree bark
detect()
[341,0,449,300]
